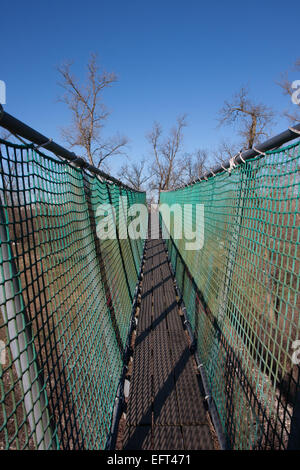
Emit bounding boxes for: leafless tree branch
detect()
[177,149,209,184]
[57,53,128,168]
[119,159,151,190]
[218,87,274,149]
[147,114,187,193]
[213,140,241,166]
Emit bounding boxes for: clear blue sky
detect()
[1,0,299,174]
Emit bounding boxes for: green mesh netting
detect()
[0,139,146,449]
[160,141,300,449]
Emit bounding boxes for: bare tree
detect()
[278,58,300,123]
[57,53,128,168]
[178,149,209,184]
[218,87,274,149]
[147,115,187,193]
[119,159,151,191]
[213,140,241,166]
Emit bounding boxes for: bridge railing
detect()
[0,131,146,449]
[160,130,300,449]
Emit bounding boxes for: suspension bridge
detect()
[0,105,299,450]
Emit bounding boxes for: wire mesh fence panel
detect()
[0,139,146,449]
[160,140,300,449]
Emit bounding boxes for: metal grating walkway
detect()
[122,228,214,450]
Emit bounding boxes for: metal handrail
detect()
[0,104,144,193]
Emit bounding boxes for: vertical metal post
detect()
[0,201,55,449]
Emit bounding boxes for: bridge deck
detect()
[122,233,214,450]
